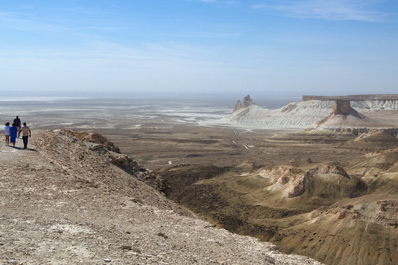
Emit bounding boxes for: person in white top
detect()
[18,122,32,149]
[4,122,10,146]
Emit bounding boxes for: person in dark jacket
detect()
[13,116,21,132]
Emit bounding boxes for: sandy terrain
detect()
[96,126,362,170]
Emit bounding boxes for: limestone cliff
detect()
[221,95,398,131]
[302,94,398,101]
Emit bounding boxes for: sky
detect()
[1,0,398,98]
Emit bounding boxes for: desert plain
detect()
[1,96,398,265]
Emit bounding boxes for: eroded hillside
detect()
[0,130,322,265]
[219,95,398,131]
[158,130,398,265]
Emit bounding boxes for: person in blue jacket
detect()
[9,123,18,147]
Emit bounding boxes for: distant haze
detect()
[1,1,397,97]
[9,90,301,104]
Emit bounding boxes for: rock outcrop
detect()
[332,100,360,116]
[278,194,398,265]
[313,100,385,132]
[233,95,256,112]
[233,100,243,112]
[64,129,121,153]
[341,129,398,151]
[111,154,171,195]
[159,154,398,265]
[287,165,367,201]
[243,95,256,107]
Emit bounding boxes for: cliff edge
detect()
[216,95,398,131]
[0,130,322,265]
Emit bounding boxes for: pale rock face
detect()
[220,101,334,129]
[217,96,398,131]
[259,164,366,200]
[352,99,398,109]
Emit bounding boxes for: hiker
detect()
[4,122,10,146]
[9,123,18,147]
[13,116,21,131]
[18,123,32,149]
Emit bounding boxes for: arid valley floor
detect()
[1,97,398,265]
[99,122,398,265]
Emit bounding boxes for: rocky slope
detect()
[0,130,322,265]
[158,140,398,265]
[341,129,398,151]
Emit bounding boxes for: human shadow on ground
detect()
[10,146,38,152]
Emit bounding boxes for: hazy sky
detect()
[1,0,397,97]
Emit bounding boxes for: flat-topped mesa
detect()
[233,95,256,112]
[303,94,398,101]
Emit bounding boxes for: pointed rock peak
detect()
[243,95,256,107]
[233,100,243,112]
[233,95,256,112]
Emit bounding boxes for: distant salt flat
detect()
[30,108,95,112]
[155,107,230,113]
[126,124,142,129]
[0,97,291,130]
[130,115,157,119]
[72,124,116,129]
[0,97,88,102]
[149,107,231,123]
[162,112,228,118]
[172,119,191,123]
